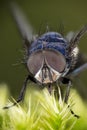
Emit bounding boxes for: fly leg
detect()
[64,80,80,118]
[3,75,29,109]
[64,80,72,103]
[48,84,53,94]
[68,63,87,77]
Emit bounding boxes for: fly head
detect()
[27,49,67,84]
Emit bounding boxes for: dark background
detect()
[0,0,87,98]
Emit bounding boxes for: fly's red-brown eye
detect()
[27,50,66,75]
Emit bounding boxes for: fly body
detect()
[26,31,80,88]
[27,32,69,84]
[3,3,87,114]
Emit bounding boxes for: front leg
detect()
[47,84,53,94]
[60,77,71,103]
[64,80,72,103]
[61,77,79,118]
[3,75,29,109]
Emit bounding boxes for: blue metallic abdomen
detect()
[29,32,67,56]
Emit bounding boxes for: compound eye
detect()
[45,50,66,73]
[27,50,66,75]
[27,51,43,75]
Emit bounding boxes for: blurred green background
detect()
[0,0,87,98]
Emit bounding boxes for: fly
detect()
[3,3,87,118]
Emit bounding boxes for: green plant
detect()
[0,84,86,130]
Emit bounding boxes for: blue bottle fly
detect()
[3,3,87,118]
[28,32,68,83]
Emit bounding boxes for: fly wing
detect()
[66,53,87,100]
[66,26,87,77]
[10,2,34,47]
[66,31,75,42]
[67,53,87,78]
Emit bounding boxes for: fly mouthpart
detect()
[41,61,53,83]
